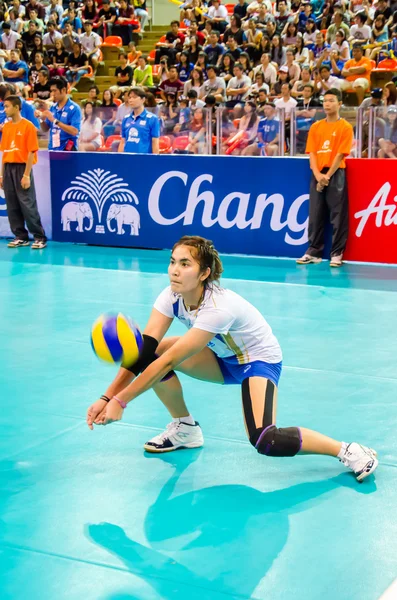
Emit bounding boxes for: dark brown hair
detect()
[172,236,223,287]
[4,95,21,109]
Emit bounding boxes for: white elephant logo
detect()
[61,168,138,222]
[61,201,94,232]
[106,203,140,235]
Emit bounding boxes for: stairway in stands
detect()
[72,25,169,105]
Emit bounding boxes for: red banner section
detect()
[345,159,397,264]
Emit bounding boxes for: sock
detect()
[173,414,195,426]
[337,442,348,459]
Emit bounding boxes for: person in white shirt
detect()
[205,0,229,33]
[226,63,252,105]
[43,22,62,50]
[274,82,298,117]
[331,30,350,62]
[247,0,273,16]
[187,89,206,108]
[86,235,379,482]
[253,53,277,87]
[315,64,342,94]
[45,0,63,23]
[349,12,372,44]
[79,21,101,71]
[200,65,226,103]
[10,0,25,18]
[78,101,103,151]
[1,23,19,52]
[7,10,24,35]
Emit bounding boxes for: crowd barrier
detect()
[1,151,395,264]
[56,105,397,158]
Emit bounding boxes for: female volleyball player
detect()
[86,236,378,481]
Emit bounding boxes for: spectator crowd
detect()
[0,0,396,156]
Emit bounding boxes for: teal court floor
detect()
[0,243,396,600]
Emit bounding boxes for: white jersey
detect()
[154,286,282,365]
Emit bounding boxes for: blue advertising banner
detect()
[50,153,311,258]
[0,151,52,239]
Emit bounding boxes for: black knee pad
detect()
[122,335,176,382]
[254,425,301,457]
[122,334,158,373]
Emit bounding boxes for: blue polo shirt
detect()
[121,108,160,154]
[258,118,279,144]
[21,100,40,129]
[4,60,29,84]
[46,98,81,150]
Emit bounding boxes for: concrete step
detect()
[94,75,117,86]
[143,32,166,38]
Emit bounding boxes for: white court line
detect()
[284,365,397,383]
[20,262,397,293]
[378,579,397,599]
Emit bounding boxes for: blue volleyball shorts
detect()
[214,356,282,387]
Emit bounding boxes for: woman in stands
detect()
[195,51,208,80]
[82,0,99,25]
[378,106,397,158]
[49,39,68,78]
[160,91,179,135]
[78,101,103,151]
[382,82,397,107]
[86,235,378,483]
[183,66,204,97]
[186,107,206,153]
[219,53,235,84]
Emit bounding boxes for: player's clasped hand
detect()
[86,398,108,430]
[98,398,124,426]
[86,398,124,429]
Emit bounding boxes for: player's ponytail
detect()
[172,236,223,288]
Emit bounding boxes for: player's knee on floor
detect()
[249,425,301,457]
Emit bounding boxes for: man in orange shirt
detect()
[340,44,372,106]
[0,95,46,249]
[297,88,353,267]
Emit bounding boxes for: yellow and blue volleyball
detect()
[91,313,143,365]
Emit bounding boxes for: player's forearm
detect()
[104,366,136,398]
[117,354,173,405]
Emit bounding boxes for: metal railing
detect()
[33,101,397,159]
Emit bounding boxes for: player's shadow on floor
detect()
[86,452,376,600]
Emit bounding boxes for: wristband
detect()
[23,174,30,179]
[100,394,110,403]
[113,395,127,409]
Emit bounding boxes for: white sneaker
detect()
[144,420,204,453]
[339,442,378,482]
